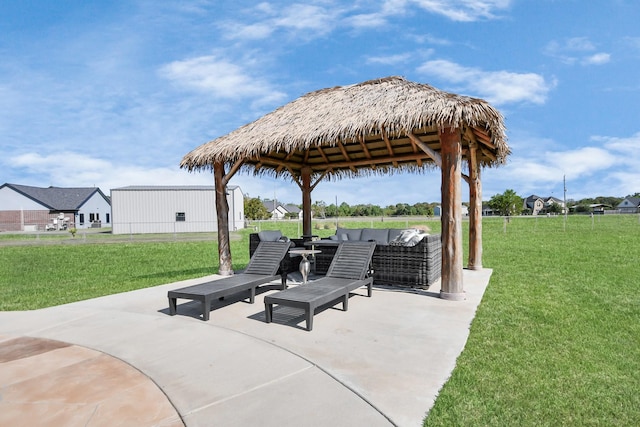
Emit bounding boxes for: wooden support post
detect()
[439,128,465,300]
[214,161,233,276]
[301,167,312,237]
[468,142,483,270]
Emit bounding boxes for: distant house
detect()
[262,200,302,219]
[524,195,565,215]
[482,204,497,216]
[617,197,640,214]
[110,185,244,234]
[524,195,545,215]
[0,183,111,231]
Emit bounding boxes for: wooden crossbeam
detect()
[380,126,398,167]
[336,140,357,172]
[255,152,434,171]
[407,132,442,168]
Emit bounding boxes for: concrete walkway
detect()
[0,269,491,427]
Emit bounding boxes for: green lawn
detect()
[1,215,638,425]
[425,214,640,426]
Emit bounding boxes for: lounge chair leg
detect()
[202,297,211,321]
[249,288,255,304]
[306,309,313,331]
[342,295,349,311]
[168,297,177,315]
[265,303,272,323]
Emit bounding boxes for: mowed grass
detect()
[0,234,251,310]
[425,214,640,426]
[1,215,638,425]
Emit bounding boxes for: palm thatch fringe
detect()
[181,76,508,173]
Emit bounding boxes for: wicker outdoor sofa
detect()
[250,228,442,289]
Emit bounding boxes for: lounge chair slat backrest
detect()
[243,241,292,276]
[325,242,376,280]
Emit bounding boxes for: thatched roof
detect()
[181,76,509,180]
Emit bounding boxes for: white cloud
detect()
[159,53,287,106]
[486,131,640,200]
[593,132,640,168]
[221,3,342,39]
[365,53,413,65]
[416,59,555,104]
[547,147,617,176]
[223,0,510,39]
[409,0,511,22]
[545,37,610,66]
[7,152,213,192]
[583,53,611,65]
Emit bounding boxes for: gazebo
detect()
[181,76,509,300]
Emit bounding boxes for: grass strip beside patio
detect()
[425,214,640,426]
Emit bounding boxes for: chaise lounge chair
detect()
[264,241,376,331]
[168,241,291,321]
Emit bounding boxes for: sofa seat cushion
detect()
[336,228,362,241]
[360,228,390,245]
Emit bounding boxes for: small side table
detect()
[288,249,322,284]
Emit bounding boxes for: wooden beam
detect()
[358,135,376,170]
[468,142,483,270]
[407,132,442,168]
[439,128,464,300]
[301,167,312,236]
[222,159,244,186]
[253,152,435,172]
[316,146,330,163]
[381,126,398,167]
[336,140,357,173]
[310,170,329,191]
[214,161,233,276]
[358,135,372,159]
[478,145,497,162]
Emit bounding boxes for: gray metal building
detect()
[110,185,244,234]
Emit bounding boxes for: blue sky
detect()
[2,0,639,206]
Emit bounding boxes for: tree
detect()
[546,203,563,214]
[244,197,270,220]
[488,189,523,216]
[338,202,351,217]
[312,200,326,218]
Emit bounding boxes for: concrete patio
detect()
[0,268,491,427]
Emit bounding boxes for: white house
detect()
[0,183,111,231]
[262,200,303,219]
[110,185,244,234]
[617,197,640,214]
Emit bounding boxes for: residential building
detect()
[0,183,111,231]
[110,185,244,234]
[524,195,565,215]
[262,200,302,220]
[617,197,640,214]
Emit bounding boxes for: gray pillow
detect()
[337,228,362,241]
[258,230,283,241]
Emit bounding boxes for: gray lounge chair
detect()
[168,241,291,321]
[264,241,376,331]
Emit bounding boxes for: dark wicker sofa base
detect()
[312,234,441,289]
